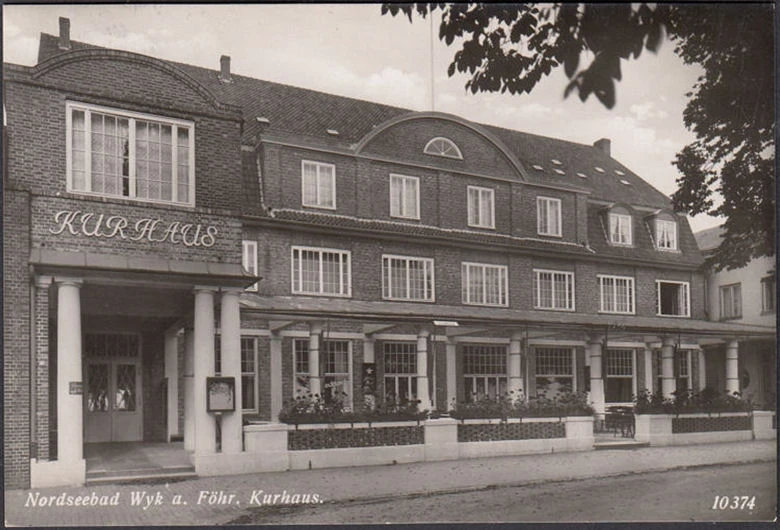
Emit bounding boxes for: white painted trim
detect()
[536,196,563,237]
[381,254,436,302]
[290,246,352,297]
[466,185,496,229]
[389,173,421,220]
[533,268,576,311]
[597,274,636,315]
[423,136,463,159]
[655,279,691,317]
[242,240,258,292]
[608,212,633,246]
[300,160,337,210]
[461,261,509,307]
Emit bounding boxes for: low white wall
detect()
[289,445,425,470]
[30,458,86,488]
[635,412,754,446]
[752,410,777,440]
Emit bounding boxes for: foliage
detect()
[449,391,594,420]
[383,3,775,270]
[278,392,427,425]
[633,388,753,415]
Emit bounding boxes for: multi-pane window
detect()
[67,102,194,206]
[291,247,351,296]
[535,347,574,399]
[467,186,495,228]
[605,349,634,404]
[462,262,508,306]
[719,283,742,320]
[423,137,463,159]
[382,255,434,302]
[656,219,678,250]
[609,213,633,245]
[389,174,420,219]
[761,276,775,313]
[598,275,635,314]
[537,197,562,236]
[242,240,258,292]
[656,281,690,317]
[293,339,352,409]
[533,269,574,311]
[462,345,507,402]
[293,339,311,398]
[241,337,258,412]
[301,160,336,209]
[383,342,417,405]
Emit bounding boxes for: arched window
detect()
[423,137,463,160]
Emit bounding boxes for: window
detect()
[293,339,310,398]
[301,160,336,209]
[598,275,635,314]
[467,186,495,228]
[462,262,508,306]
[655,219,678,250]
[537,197,562,236]
[389,174,420,219]
[423,137,463,159]
[605,349,634,404]
[719,283,742,319]
[241,337,258,412]
[609,213,633,245]
[534,269,575,311]
[293,339,353,409]
[656,281,690,317]
[761,276,776,313]
[242,240,258,292]
[67,102,194,206]
[383,342,417,405]
[382,255,434,302]
[654,349,691,393]
[291,247,351,297]
[535,347,574,399]
[462,345,507,402]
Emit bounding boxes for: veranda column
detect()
[643,344,654,392]
[697,348,706,392]
[416,329,432,411]
[308,323,322,397]
[362,336,376,409]
[183,329,195,451]
[661,336,677,399]
[56,278,84,464]
[725,340,740,395]
[193,287,217,454]
[35,275,52,460]
[508,332,524,398]
[269,332,282,421]
[220,288,243,453]
[588,335,605,415]
[445,338,457,410]
[164,328,180,442]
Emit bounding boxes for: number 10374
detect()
[712,496,756,510]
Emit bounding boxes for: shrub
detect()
[449,391,594,420]
[278,393,427,425]
[634,388,753,415]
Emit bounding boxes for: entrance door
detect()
[85,333,143,443]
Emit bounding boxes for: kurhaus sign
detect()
[50,210,218,248]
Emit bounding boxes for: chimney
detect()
[58,17,71,50]
[219,55,232,83]
[594,138,611,157]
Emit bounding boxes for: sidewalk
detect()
[5,440,776,527]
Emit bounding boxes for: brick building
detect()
[3,19,773,489]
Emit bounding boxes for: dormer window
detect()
[424,137,463,160]
[655,218,678,251]
[608,211,632,246]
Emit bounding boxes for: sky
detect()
[3,4,720,232]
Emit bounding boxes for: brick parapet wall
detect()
[671,415,752,433]
[457,421,566,442]
[288,425,424,450]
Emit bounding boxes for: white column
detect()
[363,337,376,409]
[193,287,216,454]
[445,339,456,411]
[164,328,180,441]
[508,332,524,398]
[643,345,654,392]
[416,329,431,411]
[270,332,283,421]
[183,329,195,451]
[56,278,84,464]
[308,323,322,397]
[661,336,676,399]
[588,336,605,415]
[220,288,243,453]
[697,349,706,392]
[725,340,740,395]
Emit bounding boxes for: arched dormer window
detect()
[651,211,678,251]
[606,205,633,246]
[424,137,463,160]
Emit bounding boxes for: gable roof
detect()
[693,225,724,252]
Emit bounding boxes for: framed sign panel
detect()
[206,377,235,412]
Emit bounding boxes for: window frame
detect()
[242,240,258,292]
[536,196,562,237]
[654,349,692,394]
[609,212,633,246]
[534,347,576,397]
[462,344,508,402]
[291,246,351,297]
[423,136,463,159]
[293,338,311,398]
[604,348,636,405]
[240,336,259,413]
[389,174,421,220]
[381,254,435,302]
[655,280,691,318]
[66,101,195,207]
[761,276,776,314]
[719,282,742,320]
[598,274,636,314]
[467,185,495,229]
[655,218,678,251]
[461,262,509,307]
[383,342,418,405]
[301,160,337,210]
[533,269,575,311]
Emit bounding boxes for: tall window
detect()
[467,186,495,228]
[382,255,434,302]
[535,347,574,399]
[242,240,258,292]
[719,283,742,319]
[293,339,352,409]
[537,197,562,236]
[656,219,678,250]
[598,275,635,314]
[424,137,463,159]
[605,349,634,404]
[389,174,420,219]
[293,339,310,398]
[462,262,508,306]
[301,160,336,209]
[241,337,258,412]
[609,213,633,245]
[383,342,417,405]
[291,247,351,297]
[67,102,194,206]
[462,345,507,402]
[656,281,690,317]
[761,276,776,313]
[533,269,575,311]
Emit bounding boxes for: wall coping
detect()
[636,411,752,419]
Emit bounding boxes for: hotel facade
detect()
[3,19,773,489]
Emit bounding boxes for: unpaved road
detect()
[230,461,776,524]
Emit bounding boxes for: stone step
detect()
[593,439,650,450]
[86,465,197,485]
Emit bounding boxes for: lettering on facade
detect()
[49,210,218,248]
